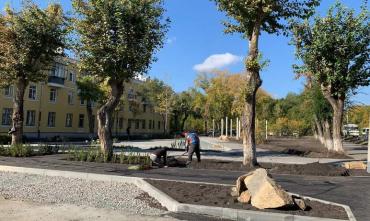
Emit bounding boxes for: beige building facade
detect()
[0,58,164,140]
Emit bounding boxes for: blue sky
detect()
[2,0,369,104]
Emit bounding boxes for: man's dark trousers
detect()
[187,143,200,163]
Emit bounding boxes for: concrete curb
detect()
[0,165,355,221]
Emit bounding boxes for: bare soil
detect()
[146,179,349,220]
[257,137,351,159]
[186,159,353,176]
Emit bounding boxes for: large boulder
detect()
[244,168,293,209]
[238,191,251,204]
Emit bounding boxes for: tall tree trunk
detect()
[86,100,94,138]
[97,79,124,159]
[323,119,334,151]
[180,114,188,132]
[332,99,345,152]
[322,87,345,153]
[242,19,262,167]
[314,115,324,144]
[11,79,27,145]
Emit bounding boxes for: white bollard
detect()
[265,120,268,140]
[230,119,233,138]
[226,117,228,137]
[212,119,215,137]
[236,118,239,139]
[221,119,224,136]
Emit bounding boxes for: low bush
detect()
[68,148,151,167]
[38,144,59,155]
[3,144,34,157]
[0,135,11,145]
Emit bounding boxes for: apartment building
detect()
[0,57,164,140]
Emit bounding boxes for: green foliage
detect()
[0,1,70,86]
[76,76,104,104]
[72,0,169,82]
[38,144,60,155]
[0,135,11,145]
[292,0,370,99]
[7,144,33,157]
[212,0,320,39]
[68,148,151,167]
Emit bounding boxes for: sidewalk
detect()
[116,137,354,165]
[0,155,369,221]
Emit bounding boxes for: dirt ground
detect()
[147,180,349,220]
[185,159,369,177]
[0,199,176,221]
[256,137,351,159]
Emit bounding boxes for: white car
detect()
[343,124,360,137]
[362,128,369,137]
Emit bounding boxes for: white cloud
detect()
[193,53,242,73]
[166,37,177,44]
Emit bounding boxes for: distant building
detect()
[0,57,164,140]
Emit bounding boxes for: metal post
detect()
[212,119,215,137]
[226,117,228,137]
[265,120,268,140]
[230,119,233,137]
[221,119,224,136]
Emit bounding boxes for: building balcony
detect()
[48,76,65,87]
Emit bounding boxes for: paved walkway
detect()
[116,137,355,165]
[0,154,369,221]
[343,142,368,161]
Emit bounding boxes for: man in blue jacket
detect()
[184,131,201,165]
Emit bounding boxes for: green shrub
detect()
[38,144,59,155]
[0,135,11,145]
[8,144,33,157]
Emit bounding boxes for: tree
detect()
[292,1,370,152]
[211,0,319,166]
[76,76,103,137]
[0,2,69,145]
[137,78,174,134]
[73,0,168,158]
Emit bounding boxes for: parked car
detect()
[362,128,369,139]
[342,124,360,137]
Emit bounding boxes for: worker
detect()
[150,147,167,167]
[184,131,201,165]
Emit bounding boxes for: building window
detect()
[47,112,56,127]
[65,113,73,127]
[149,120,152,129]
[158,121,161,130]
[4,86,13,97]
[28,85,37,100]
[49,88,57,102]
[80,98,85,105]
[143,104,147,113]
[50,63,66,78]
[119,118,123,129]
[25,110,36,126]
[1,108,12,126]
[92,115,95,130]
[68,91,74,105]
[128,119,133,128]
[142,120,146,129]
[69,72,75,82]
[78,114,84,128]
[135,120,140,129]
